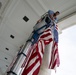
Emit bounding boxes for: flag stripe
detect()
[25,58,40,74]
[51,58,57,69]
[33,66,40,75]
[28,61,40,75]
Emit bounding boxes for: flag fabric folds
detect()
[49,24,60,70]
[49,41,60,70]
[22,26,60,75]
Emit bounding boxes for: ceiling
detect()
[0,0,76,75]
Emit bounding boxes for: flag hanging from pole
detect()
[49,41,60,70]
[49,24,60,70]
[22,26,60,75]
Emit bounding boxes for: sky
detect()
[51,25,76,75]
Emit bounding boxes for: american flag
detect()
[49,25,60,70]
[22,26,60,75]
[49,41,60,70]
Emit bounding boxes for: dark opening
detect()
[23,16,29,22]
[5,48,9,51]
[10,35,14,39]
[6,65,8,67]
[5,57,8,60]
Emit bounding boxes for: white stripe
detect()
[54,52,58,62]
[41,40,45,53]
[42,30,52,35]
[38,41,43,58]
[27,61,40,75]
[33,49,36,54]
[42,35,53,40]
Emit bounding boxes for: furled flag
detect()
[49,41,60,70]
[22,25,60,75]
[49,24,60,70]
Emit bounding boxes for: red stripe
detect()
[44,29,51,32]
[33,66,40,75]
[22,58,40,75]
[29,52,38,61]
[40,33,51,39]
[51,58,57,69]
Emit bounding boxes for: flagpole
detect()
[7,39,33,75]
